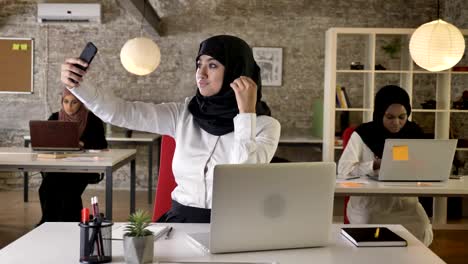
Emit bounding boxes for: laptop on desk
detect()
[187,162,336,254]
[367,139,457,182]
[29,120,81,151]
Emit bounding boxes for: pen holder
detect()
[79,220,113,263]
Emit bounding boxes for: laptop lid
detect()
[29,120,81,151]
[378,139,457,182]
[188,162,336,254]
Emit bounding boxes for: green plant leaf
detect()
[124,209,153,237]
[381,38,401,59]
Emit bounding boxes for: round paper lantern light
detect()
[120,37,161,75]
[409,19,465,72]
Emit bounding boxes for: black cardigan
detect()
[48,112,108,150]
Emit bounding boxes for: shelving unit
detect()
[323,27,468,162]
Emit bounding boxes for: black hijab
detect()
[354,85,423,158]
[188,35,271,136]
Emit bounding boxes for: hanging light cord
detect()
[437,0,440,20]
[140,0,146,36]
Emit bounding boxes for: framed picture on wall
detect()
[252,47,282,86]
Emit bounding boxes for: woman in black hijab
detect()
[60,35,281,223]
[188,35,271,135]
[338,85,433,246]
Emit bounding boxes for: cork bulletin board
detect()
[0,38,33,93]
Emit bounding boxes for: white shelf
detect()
[323,27,468,162]
[411,109,450,113]
[336,70,373,73]
[336,108,372,112]
[375,70,412,74]
[412,70,449,74]
[337,70,415,74]
[449,109,468,113]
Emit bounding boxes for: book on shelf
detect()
[341,87,351,108]
[341,227,407,247]
[336,86,347,108]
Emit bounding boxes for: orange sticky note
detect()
[393,145,409,161]
[339,182,363,187]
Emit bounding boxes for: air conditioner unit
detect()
[37,3,101,23]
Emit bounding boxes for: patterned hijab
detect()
[58,88,88,138]
[354,85,423,158]
[188,35,271,136]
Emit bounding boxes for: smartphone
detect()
[77,42,98,70]
[70,42,98,83]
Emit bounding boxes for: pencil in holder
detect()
[79,218,113,263]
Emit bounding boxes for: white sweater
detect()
[338,132,433,246]
[70,84,281,209]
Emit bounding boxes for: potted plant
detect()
[123,210,154,264]
[381,38,401,59]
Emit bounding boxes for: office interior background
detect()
[1,0,468,263]
[2,0,467,191]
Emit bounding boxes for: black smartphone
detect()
[70,42,98,83]
[77,42,98,70]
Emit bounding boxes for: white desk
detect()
[25,132,161,204]
[335,177,468,226]
[0,222,444,263]
[0,147,136,220]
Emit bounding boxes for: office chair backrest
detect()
[342,126,356,149]
[152,135,177,222]
[342,125,356,224]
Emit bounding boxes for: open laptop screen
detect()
[375,139,457,182]
[188,162,336,254]
[29,120,81,151]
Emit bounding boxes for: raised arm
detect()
[229,76,280,163]
[60,58,181,136]
[230,114,280,164]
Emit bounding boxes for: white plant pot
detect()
[123,235,154,264]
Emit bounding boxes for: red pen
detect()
[81,208,89,224]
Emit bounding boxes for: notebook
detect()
[368,139,457,182]
[29,120,81,151]
[187,162,336,254]
[112,224,170,240]
[341,227,407,247]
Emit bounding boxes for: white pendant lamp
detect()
[409,1,465,72]
[120,37,161,76]
[409,19,465,72]
[120,0,161,76]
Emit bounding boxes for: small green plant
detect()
[382,38,401,59]
[124,209,153,237]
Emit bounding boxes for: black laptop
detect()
[29,120,81,151]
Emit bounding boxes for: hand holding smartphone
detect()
[70,42,98,83]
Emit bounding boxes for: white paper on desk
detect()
[61,156,111,162]
[112,225,169,240]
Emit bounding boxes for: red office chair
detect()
[152,135,177,222]
[342,126,356,224]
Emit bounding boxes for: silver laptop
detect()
[368,139,457,182]
[187,162,336,254]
